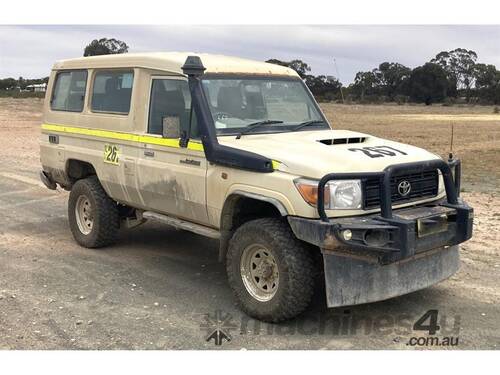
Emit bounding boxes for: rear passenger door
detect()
[136,77,209,225]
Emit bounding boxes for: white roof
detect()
[52,52,299,77]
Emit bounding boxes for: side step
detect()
[142,211,220,239]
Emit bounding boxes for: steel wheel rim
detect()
[75,195,93,235]
[240,244,279,302]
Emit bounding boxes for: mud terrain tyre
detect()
[68,176,119,248]
[226,218,315,322]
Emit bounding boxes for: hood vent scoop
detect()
[319,137,366,145]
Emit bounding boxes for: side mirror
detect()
[162,116,180,139]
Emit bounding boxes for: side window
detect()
[148,79,199,138]
[51,70,87,112]
[91,71,133,114]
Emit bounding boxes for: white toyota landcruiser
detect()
[39,53,474,322]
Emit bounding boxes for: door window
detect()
[148,79,198,138]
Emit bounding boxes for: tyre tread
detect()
[226,218,315,322]
[68,176,119,248]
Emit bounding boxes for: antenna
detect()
[333,58,345,104]
[448,123,454,161]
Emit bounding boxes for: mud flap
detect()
[323,245,460,307]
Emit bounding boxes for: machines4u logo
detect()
[407,309,460,347]
[200,310,238,346]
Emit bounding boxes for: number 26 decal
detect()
[104,144,120,165]
[348,145,408,158]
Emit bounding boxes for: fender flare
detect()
[218,190,289,262]
[230,190,289,216]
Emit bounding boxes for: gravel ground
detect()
[0,98,498,349]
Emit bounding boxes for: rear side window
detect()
[91,71,133,114]
[51,70,87,112]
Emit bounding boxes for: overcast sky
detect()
[1,25,499,84]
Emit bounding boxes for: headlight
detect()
[329,180,363,209]
[294,178,362,210]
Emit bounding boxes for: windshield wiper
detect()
[292,120,327,132]
[236,120,284,139]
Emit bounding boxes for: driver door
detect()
[136,77,209,225]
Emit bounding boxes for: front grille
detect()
[363,169,439,209]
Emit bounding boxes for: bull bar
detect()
[317,158,460,221]
[288,158,473,264]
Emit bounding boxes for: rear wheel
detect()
[68,176,119,248]
[226,218,315,322]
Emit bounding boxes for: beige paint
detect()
[40,52,446,231]
[52,52,299,78]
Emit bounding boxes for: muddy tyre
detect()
[68,176,119,248]
[226,218,315,322]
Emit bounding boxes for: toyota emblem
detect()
[397,180,411,197]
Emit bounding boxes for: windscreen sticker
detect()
[348,145,408,158]
[104,144,120,165]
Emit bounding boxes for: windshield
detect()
[201,77,329,135]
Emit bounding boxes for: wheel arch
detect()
[218,191,289,262]
[65,159,97,182]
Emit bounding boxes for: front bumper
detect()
[288,198,473,264]
[287,158,473,307]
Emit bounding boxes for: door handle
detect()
[144,150,155,157]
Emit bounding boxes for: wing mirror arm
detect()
[179,130,189,148]
[179,105,194,148]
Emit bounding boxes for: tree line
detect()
[1,38,499,105]
[268,48,500,105]
[0,76,49,91]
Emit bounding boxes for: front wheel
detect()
[226,218,315,322]
[68,176,119,248]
